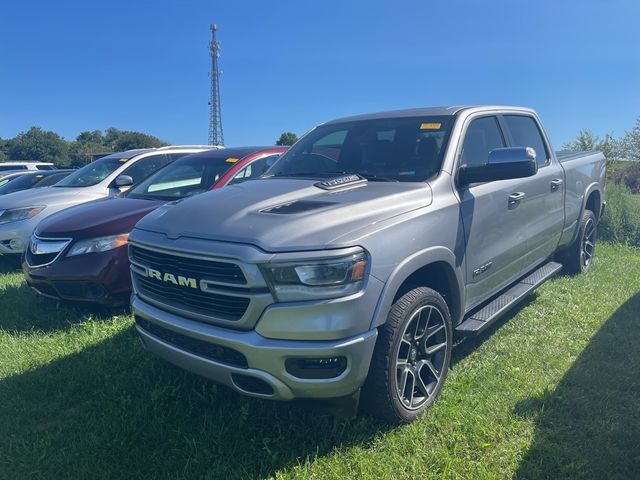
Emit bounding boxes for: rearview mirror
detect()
[114,175,134,188]
[458,147,538,185]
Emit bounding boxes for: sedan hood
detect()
[35,197,164,239]
[0,186,99,209]
[134,178,433,251]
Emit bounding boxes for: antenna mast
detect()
[208,24,224,146]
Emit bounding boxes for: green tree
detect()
[0,137,7,161]
[76,130,105,145]
[563,129,621,164]
[68,141,110,168]
[621,118,640,162]
[102,128,167,151]
[6,127,69,165]
[276,132,298,146]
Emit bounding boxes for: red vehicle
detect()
[24,146,286,305]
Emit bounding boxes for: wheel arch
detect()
[370,247,464,330]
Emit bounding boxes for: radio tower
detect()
[208,24,224,146]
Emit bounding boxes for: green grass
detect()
[0,243,639,479]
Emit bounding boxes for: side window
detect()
[36,165,55,170]
[228,155,278,185]
[169,152,192,161]
[122,154,170,184]
[36,173,69,187]
[461,116,506,166]
[503,115,549,167]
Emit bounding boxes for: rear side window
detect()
[0,165,27,171]
[503,115,549,166]
[35,172,71,187]
[36,165,55,170]
[461,116,506,166]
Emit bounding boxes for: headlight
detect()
[0,206,45,225]
[261,251,368,301]
[67,233,129,257]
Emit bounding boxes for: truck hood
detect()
[35,196,164,239]
[0,186,101,209]
[134,178,433,251]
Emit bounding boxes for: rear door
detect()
[502,115,564,270]
[457,115,533,311]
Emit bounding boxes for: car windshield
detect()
[0,173,42,194]
[54,154,130,187]
[126,152,248,201]
[268,116,453,182]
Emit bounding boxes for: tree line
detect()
[0,127,168,168]
[563,117,640,163]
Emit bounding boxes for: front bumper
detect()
[24,246,132,305]
[132,295,378,400]
[0,218,39,254]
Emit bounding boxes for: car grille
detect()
[26,250,58,267]
[135,315,248,368]
[130,245,251,321]
[129,245,247,285]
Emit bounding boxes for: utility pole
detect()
[208,24,224,146]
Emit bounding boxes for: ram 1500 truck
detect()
[129,106,605,423]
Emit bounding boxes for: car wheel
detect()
[563,209,597,274]
[362,287,452,424]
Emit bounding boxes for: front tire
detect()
[362,287,452,424]
[563,209,597,274]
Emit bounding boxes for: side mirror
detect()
[113,175,134,188]
[458,147,538,186]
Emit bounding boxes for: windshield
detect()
[0,173,42,194]
[54,154,130,188]
[268,116,453,182]
[126,152,249,201]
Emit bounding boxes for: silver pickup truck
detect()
[129,106,605,423]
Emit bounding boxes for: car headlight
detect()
[0,206,45,225]
[67,233,129,257]
[261,251,368,301]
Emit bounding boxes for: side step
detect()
[455,261,563,336]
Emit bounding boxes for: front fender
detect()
[369,246,464,330]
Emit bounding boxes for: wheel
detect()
[362,287,453,424]
[562,209,597,274]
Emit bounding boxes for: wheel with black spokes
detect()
[563,209,598,274]
[363,287,452,423]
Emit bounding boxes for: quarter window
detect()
[461,116,506,166]
[503,115,549,166]
[122,154,171,184]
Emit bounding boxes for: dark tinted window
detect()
[0,174,41,194]
[461,116,506,166]
[504,115,548,166]
[269,116,454,182]
[122,154,171,184]
[35,165,55,170]
[35,172,72,187]
[0,165,27,171]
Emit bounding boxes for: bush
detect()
[600,183,640,247]
[611,162,640,193]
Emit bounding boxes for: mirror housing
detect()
[113,175,134,188]
[458,147,538,185]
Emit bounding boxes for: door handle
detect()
[508,192,526,208]
[550,178,564,191]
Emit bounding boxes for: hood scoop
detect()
[315,174,367,191]
[260,200,337,215]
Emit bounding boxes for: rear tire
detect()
[562,209,597,274]
[362,287,452,424]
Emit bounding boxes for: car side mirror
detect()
[458,147,538,185]
[113,175,134,189]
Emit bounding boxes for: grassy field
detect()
[0,243,639,479]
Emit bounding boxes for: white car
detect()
[0,145,218,255]
[0,161,56,173]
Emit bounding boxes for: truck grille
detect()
[130,244,251,321]
[130,245,246,285]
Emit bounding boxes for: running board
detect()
[456,261,563,336]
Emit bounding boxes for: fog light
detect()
[8,238,24,251]
[285,356,347,379]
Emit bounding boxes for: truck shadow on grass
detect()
[513,291,640,479]
[0,324,392,480]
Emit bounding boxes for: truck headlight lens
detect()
[0,206,45,225]
[261,252,368,301]
[67,233,129,257]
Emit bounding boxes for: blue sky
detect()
[1,0,638,148]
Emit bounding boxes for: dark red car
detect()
[23,146,286,305]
